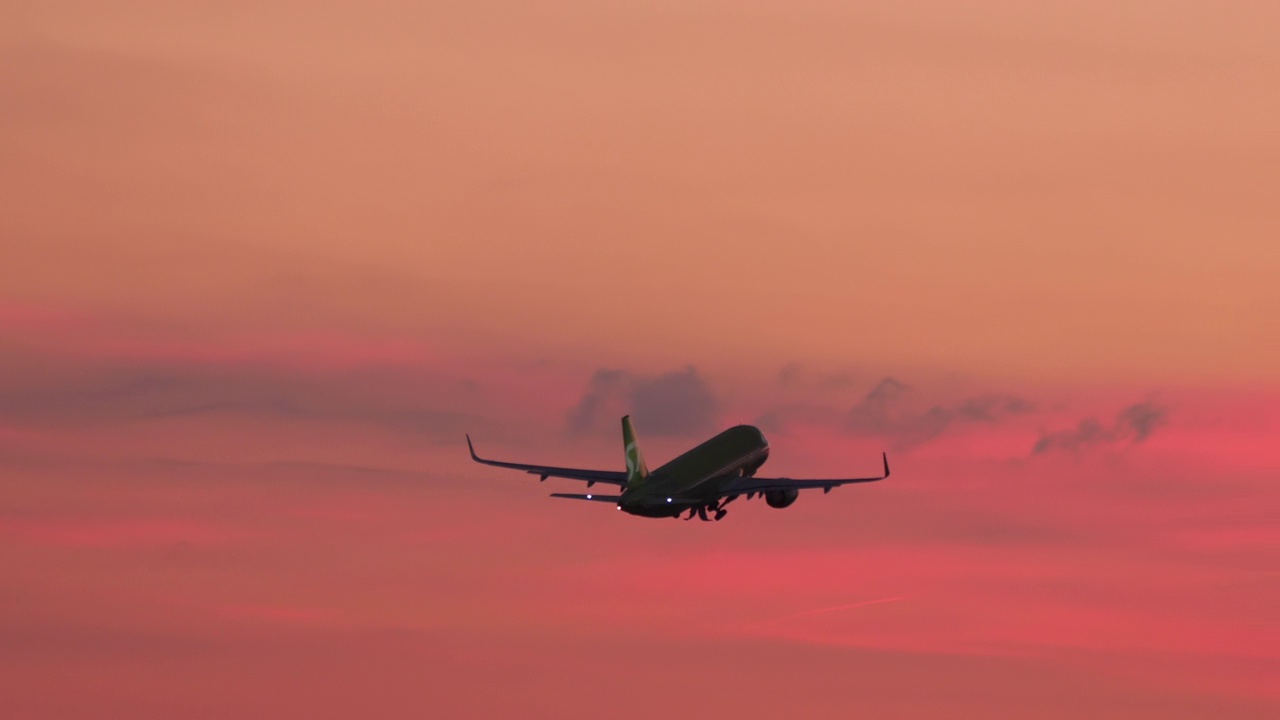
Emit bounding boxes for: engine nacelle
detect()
[764,488,799,509]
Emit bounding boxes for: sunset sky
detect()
[2,2,1277,718]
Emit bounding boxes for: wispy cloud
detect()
[0,304,500,441]
[775,362,857,390]
[847,377,1036,444]
[759,376,1038,448]
[1033,400,1169,454]
[0,359,479,439]
[566,366,719,437]
[846,377,912,433]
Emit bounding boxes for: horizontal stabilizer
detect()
[549,493,623,503]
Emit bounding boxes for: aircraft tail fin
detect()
[622,415,649,487]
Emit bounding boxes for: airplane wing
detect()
[721,452,890,496]
[549,493,623,502]
[466,435,628,486]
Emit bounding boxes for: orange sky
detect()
[2,3,1277,719]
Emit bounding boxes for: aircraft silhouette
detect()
[468,416,888,521]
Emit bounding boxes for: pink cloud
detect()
[1,302,1276,717]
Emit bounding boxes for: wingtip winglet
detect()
[466,434,478,461]
[883,451,890,478]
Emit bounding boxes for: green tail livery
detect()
[621,415,649,487]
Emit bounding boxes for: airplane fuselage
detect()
[466,415,888,521]
[618,425,769,518]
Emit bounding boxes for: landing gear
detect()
[713,495,738,521]
[683,506,718,522]
[679,495,740,522]
[684,496,735,522]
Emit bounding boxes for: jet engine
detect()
[764,488,799,509]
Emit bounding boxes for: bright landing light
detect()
[666,497,672,502]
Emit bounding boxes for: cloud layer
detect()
[1033,400,1169,454]
[566,366,720,437]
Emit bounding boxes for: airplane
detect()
[466,416,889,521]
